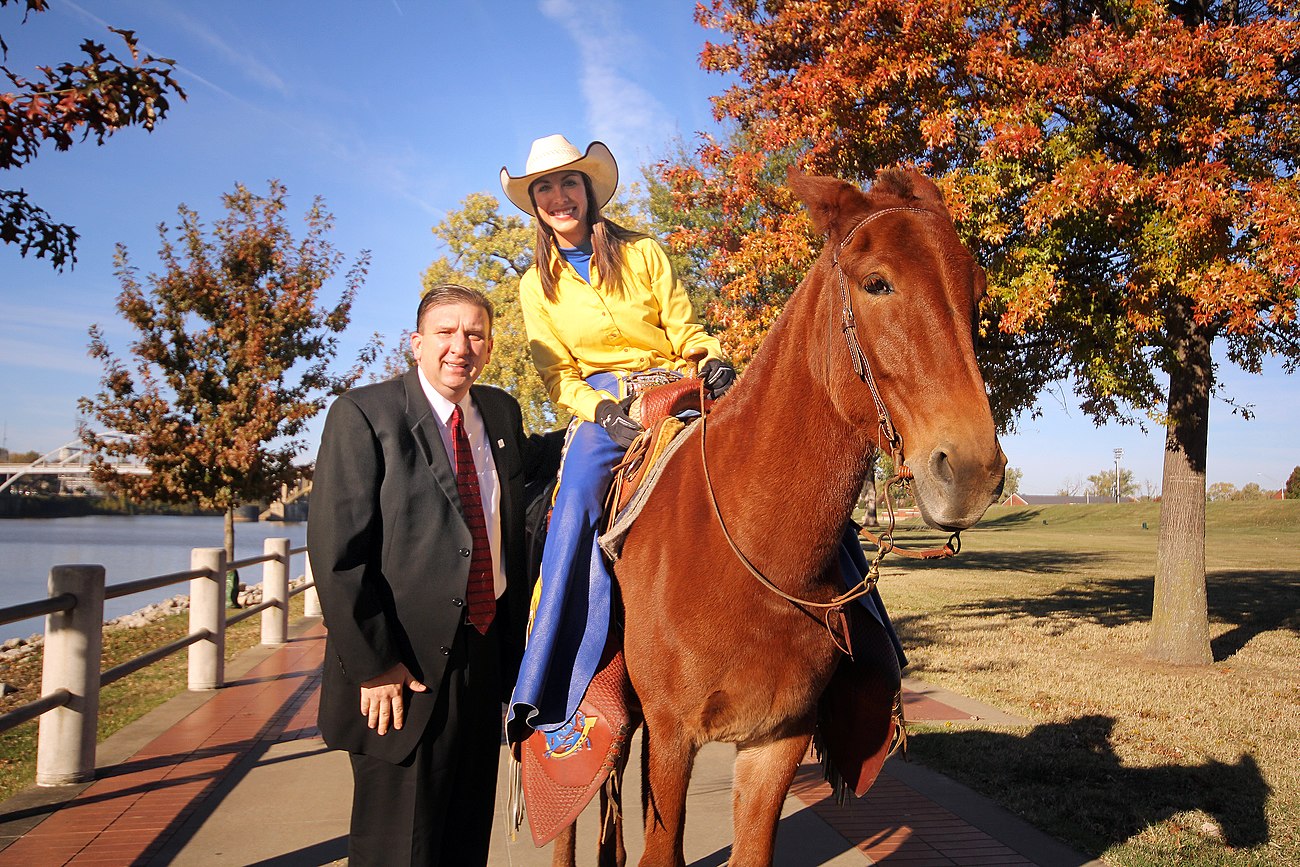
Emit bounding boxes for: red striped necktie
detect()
[449,405,495,634]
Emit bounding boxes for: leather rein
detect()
[698,206,961,645]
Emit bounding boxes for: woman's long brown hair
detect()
[530,173,643,303]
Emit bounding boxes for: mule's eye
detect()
[862,275,893,296]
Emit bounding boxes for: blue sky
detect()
[2,0,1296,496]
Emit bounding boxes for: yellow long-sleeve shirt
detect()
[520,235,723,422]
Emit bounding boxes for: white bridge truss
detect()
[0,436,147,495]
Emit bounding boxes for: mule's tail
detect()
[640,717,650,823]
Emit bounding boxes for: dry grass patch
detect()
[874,500,1299,866]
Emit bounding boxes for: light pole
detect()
[1113,448,1124,503]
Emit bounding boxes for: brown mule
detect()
[545,167,1005,866]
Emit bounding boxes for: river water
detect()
[0,515,308,643]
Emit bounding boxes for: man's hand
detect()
[359,662,428,735]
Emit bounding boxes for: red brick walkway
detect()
[0,625,325,866]
[0,620,1075,866]
[791,767,1034,865]
[785,688,1035,866]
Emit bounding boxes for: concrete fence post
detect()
[36,564,105,786]
[303,554,322,618]
[261,537,289,645]
[188,547,226,690]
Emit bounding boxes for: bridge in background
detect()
[3,436,310,519]
[259,479,312,521]
[0,437,147,495]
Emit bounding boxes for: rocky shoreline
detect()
[0,577,311,662]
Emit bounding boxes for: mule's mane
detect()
[870,168,916,201]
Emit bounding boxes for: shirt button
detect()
[452,597,464,607]
[459,547,471,557]
[440,646,451,656]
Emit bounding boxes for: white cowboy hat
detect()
[500,134,618,217]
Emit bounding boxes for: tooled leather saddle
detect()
[608,375,713,516]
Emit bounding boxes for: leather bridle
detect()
[699,206,962,649]
[830,206,961,561]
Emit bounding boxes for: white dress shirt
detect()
[417,368,505,598]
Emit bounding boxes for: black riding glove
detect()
[700,358,737,399]
[594,397,643,449]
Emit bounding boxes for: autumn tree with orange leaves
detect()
[661,0,1300,665]
[80,182,375,602]
[1,0,184,270]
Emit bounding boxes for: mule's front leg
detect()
[640,719,696,867]
[728,731,812,867]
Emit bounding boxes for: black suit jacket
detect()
[309,370,535,763]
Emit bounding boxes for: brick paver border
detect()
[0,626,326,866]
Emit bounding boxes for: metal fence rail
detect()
[0,540,316,787]
[0,593,76,625]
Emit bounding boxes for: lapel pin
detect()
[497,438,505,448]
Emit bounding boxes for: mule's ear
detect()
[909,170,947,205]
[787,167,859,237]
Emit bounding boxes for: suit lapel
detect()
[403,369,463,517]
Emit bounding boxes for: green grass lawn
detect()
[873,499,1299,867]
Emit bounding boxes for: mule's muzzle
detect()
[912,440,1007,531]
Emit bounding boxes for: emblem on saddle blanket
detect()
[543,709,597,759]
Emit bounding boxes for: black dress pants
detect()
[346,615,504,866]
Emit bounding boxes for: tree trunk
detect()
[861,454,879,527]
[224,505,241,609]
[1147,307,1213,665]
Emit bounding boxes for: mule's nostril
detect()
[929,447,954,487]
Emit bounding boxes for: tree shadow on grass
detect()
[918,569,1299,661]
[971,507,1055,529]
[1205,570,1300,659]
[908,714,1272,857]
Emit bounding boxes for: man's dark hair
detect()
[416,284,494,334]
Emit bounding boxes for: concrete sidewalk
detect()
[0,617,1104,866]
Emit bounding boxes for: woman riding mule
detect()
[500,139,946,867]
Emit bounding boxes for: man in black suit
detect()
[309,284,545,865]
